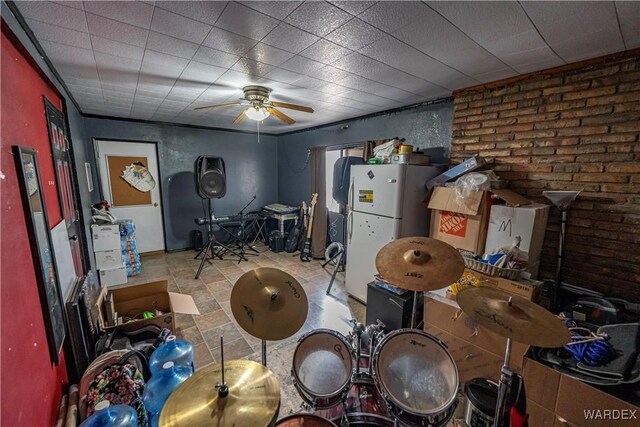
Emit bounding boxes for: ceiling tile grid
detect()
[13,1,640,133]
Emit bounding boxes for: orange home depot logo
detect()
[439,211,467,237]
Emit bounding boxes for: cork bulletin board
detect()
[107,155,152,206]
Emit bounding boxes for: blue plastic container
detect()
[143,362,192,427]
[79,401,138,427]
[150,335,194,376]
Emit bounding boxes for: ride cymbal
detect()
[160,360,280,427]
[231,267,308,341]
[457,287,571,348]
[375,237,465,292]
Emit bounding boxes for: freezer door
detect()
[350,165,405,218]
[346,211,401,303]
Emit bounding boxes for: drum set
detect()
[159,237,571,427]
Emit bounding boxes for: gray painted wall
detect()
[83,118,279,251]
[277,101,453,206]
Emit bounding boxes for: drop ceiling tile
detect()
[358,1,430,33]
[285,1,352,37]
[25,19,92,49]
[65,76,102,88]
[295,76,329,89]
[141,50,189,79]
[202,27,258,56]
[180,61,228,84]
[215,69,260,89]
[299,39,350,64]
[84,1,153,28]
[15,1,88,32]
[86,13,149,47]
[326,18,385,51]
[473,68,517,84]
[150,8,212,44]
[91,35,144,61]
[40,40,95,66]
[231,58,275,77]
[501,47,564,74]
[245,43,295,66]
[521,2,624,62]
[264,68,305,84]
[239,1,303,20]
[309,65,352,83]
[513,55,568,75]
[333,73,385,92]
[67,84,102,96]
[192,45,239,68]
[55,63,101,82]
[156,1,227,25]
[53,1,84,10]
[147,32,200,60]
[215,2,280,41]
[329,1,376,16]
[615,2,640,49]
[262,23,319,54]
[279,55,325,75]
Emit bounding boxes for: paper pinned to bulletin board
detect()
[107,156,153,207]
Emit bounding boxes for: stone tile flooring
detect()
[122,244,464,425]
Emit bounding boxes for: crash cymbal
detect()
[231,267,308,341]
[375,237,465,292]
[159,360,280,427]
[457,287,571,348]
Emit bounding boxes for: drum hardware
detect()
[463,378,498,427]
[275,413,338,426]
[364,321,385,377]
[323,242,345,296]
[456,287,571,427]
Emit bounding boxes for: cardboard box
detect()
[428,187,530,254]
[95,249,124,270]
[528,400,557,427]
[99,265,127,287]
[96,280,199,332]
[465,268,542,302]
[423,295,529,372]
[523,357,640,427]
[92,224,121,251]
[485,203,550,277]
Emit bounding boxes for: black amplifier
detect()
[366,283,423,332]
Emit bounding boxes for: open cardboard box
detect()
[464,268,542,302]
[96,280,200,332]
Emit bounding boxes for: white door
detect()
[96,140,165,253]
[345,211,401,303]
[350,165,406,218]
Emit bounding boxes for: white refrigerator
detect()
[345,164,441,302]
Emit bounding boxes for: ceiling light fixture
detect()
[244,105,270,121]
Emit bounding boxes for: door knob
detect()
[69,234,78,241]
[153,202,159,207]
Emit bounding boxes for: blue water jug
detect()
[150,335,194,376]
[79,401,138,427]
[143,362,192,427]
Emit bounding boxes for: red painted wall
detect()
[1,26,68,426]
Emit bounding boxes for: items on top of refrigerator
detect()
[425,156,486,189]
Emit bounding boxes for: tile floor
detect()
[123,244,465,425]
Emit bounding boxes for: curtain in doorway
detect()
[309,146,327,258]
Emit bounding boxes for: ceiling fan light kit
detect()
[195,85,314,126]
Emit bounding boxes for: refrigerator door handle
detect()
[347,210,353,243]
[348,177,354,208]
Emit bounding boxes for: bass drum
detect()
[276,413,337,426]
[315,380,394,426]
[292,329,354,409]
[372,329,459,427]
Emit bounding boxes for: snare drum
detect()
[372,329,459,426]
[316,380,395,426]
[275,414,337,426]
[292,329,354,409]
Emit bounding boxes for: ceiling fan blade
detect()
[266,107,295,125]
[269,101,314,113]
[233,111,246,124]
[194,102,244,111]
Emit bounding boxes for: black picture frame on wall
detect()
[13,145,66,365]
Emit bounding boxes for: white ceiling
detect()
[14,1,640,134]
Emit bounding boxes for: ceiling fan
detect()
[194,85,314,125]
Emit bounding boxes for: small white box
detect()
[99,265,127,287]
[92,224,121,252]
[95,249,124,270]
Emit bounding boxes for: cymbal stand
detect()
[215,336,229,398]
[349,319,365,378]
[261,339,267,367]
[410,291,423,329]
[493,298,515,427]
[236,195,259,259]
[323,244,345,295]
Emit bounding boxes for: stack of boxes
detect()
[92,223,127,287]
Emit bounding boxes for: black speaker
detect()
[195,156,226,199]
[332,156,364,205]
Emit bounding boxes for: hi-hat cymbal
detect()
[375,237,465,292]
[457,287,571,348]
[231,267,308,341]
[159,360,280,427]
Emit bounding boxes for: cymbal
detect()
[231,267,308,341]
[457,287,571,348]
[159,360,280,427]
[375,237,465,292]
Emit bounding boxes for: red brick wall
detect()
[451,52,640,301]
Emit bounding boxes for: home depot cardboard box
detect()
[428,187,530,254]
[484,202,550,277]
[523,357,640,426]
[96,279,199,332]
